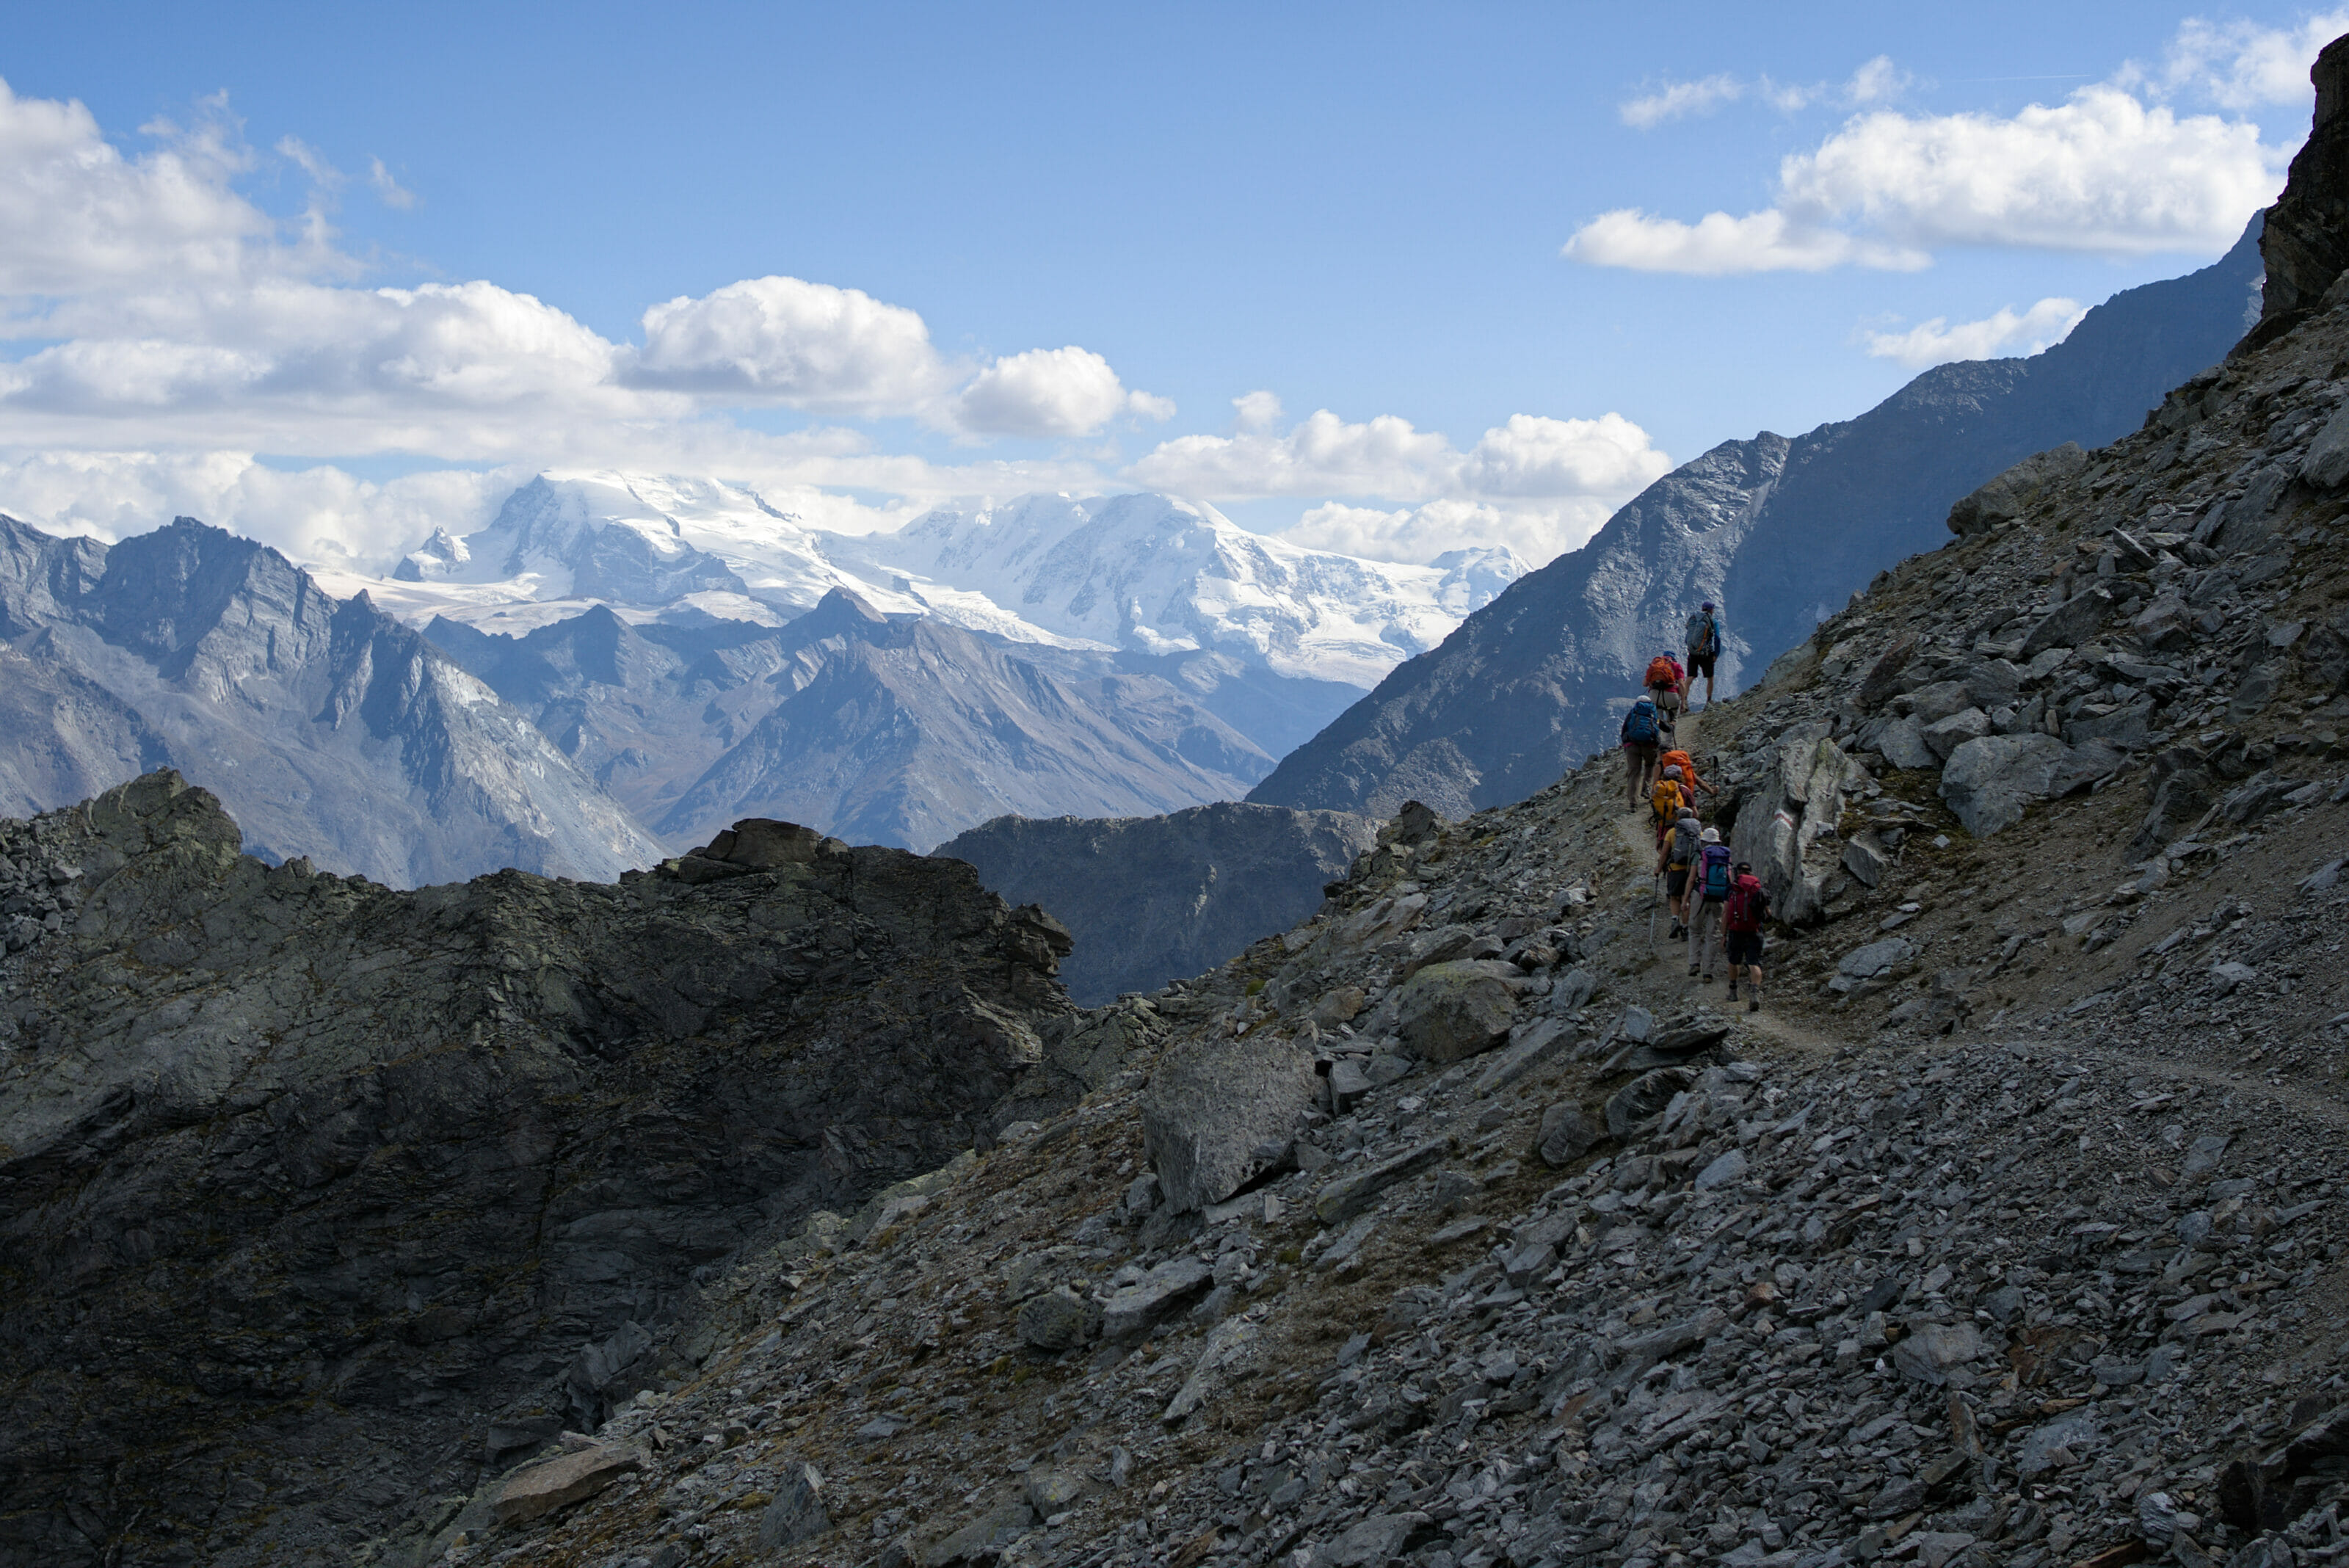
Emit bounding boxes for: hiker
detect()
[1687,827,1733,981]
[1724,860,1769,1012]
[1685,602,1721,710]
[1657,804,1701,938]
[1644,653,1684,738]
[1620,690,1663,806]
[1649,766,1688,850]
[1656,746,1716,805]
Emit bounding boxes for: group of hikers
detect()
[1614,603,1768,1012]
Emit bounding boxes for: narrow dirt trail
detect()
[1590,708,2349,1125]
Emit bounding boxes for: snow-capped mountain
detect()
[821,493,1527,689]
[373,473,1528,690]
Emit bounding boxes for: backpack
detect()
[1622,698,1658,744]
[1650,778,1685,826]
[1699,844,1734,899]
[1645,656,1678,690]
[1685,610,1717,656]
[1669,818,1702,865]
[1725,873,1766,932]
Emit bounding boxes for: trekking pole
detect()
[1648,871,1662,951]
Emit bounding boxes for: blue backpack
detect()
[1700,844,1734,899]
[1623,699,1659,745]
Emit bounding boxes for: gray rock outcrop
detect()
[0,772,1073,1566]
[1141,1032,1319,1211]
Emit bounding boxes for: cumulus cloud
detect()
[1572,19,2311,274]
[0,81,273,302]
[2129,10,2349,110]
[628,275,953,413]
[1232,389,1285,432]
[1779,87,2279,254]
[1862,296,2088,368]
[951,345,1173,438]
[1128,407,1669,565]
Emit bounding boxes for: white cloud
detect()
[2130,10,2349,110]
[1457,413,1674,498]
[1128,406,1669,565]
[1619,57,1911,131]
[1862,296,2088,368]
[1780,86,2281,254]
[0,81,274,302]
[629,275,954,413]
[1283,496,1620,566]
[1621,74,1743,129]
[1844,56,1913,106]
[1128,408,1456,499]
[951,345,1173,438]
[1571,18,2312,275]
[1563,208,1928,275]
[1232,388,1285,432]
[368,156,417,210]
[0,449,517,566]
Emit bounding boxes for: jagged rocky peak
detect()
[2258,32,2349,322]
[0,772,1083,1566]
[0,513,660,884]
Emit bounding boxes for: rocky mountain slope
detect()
[280,46,2349,1568]
[934,802,1380,1004]
[0,515,659,885]
[21,42,2349,1568]
[429,589,1279,853]
[1251,218,2266,820]
[0,773,1083,1568]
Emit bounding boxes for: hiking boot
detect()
[1747,997,1761,1013]
[1727,980,1738,1000]
[1702,972,1714,984]
[1686,962,1699,976]
[1669,922,1685,939]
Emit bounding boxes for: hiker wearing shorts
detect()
[1687,829,1732,981]
[1685,603,1722,711]
[1657,805,1700,938]
[1724,860,1769,1012]
[1620,692,1663,807]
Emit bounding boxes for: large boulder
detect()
[2019,589,2114,659]
[1945,443,2088,536]
[1143,1033,1319,1212]
[1939,734,2074,836]
[1393,960,1521,1062]
[1729,725,1867,924]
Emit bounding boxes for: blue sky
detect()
[0,1,2339,569]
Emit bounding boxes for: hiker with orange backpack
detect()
[1644,654,1683,738]
[1649,766,1689,851]
[1656,747,1716,807]
[1723,860,1769,1011]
